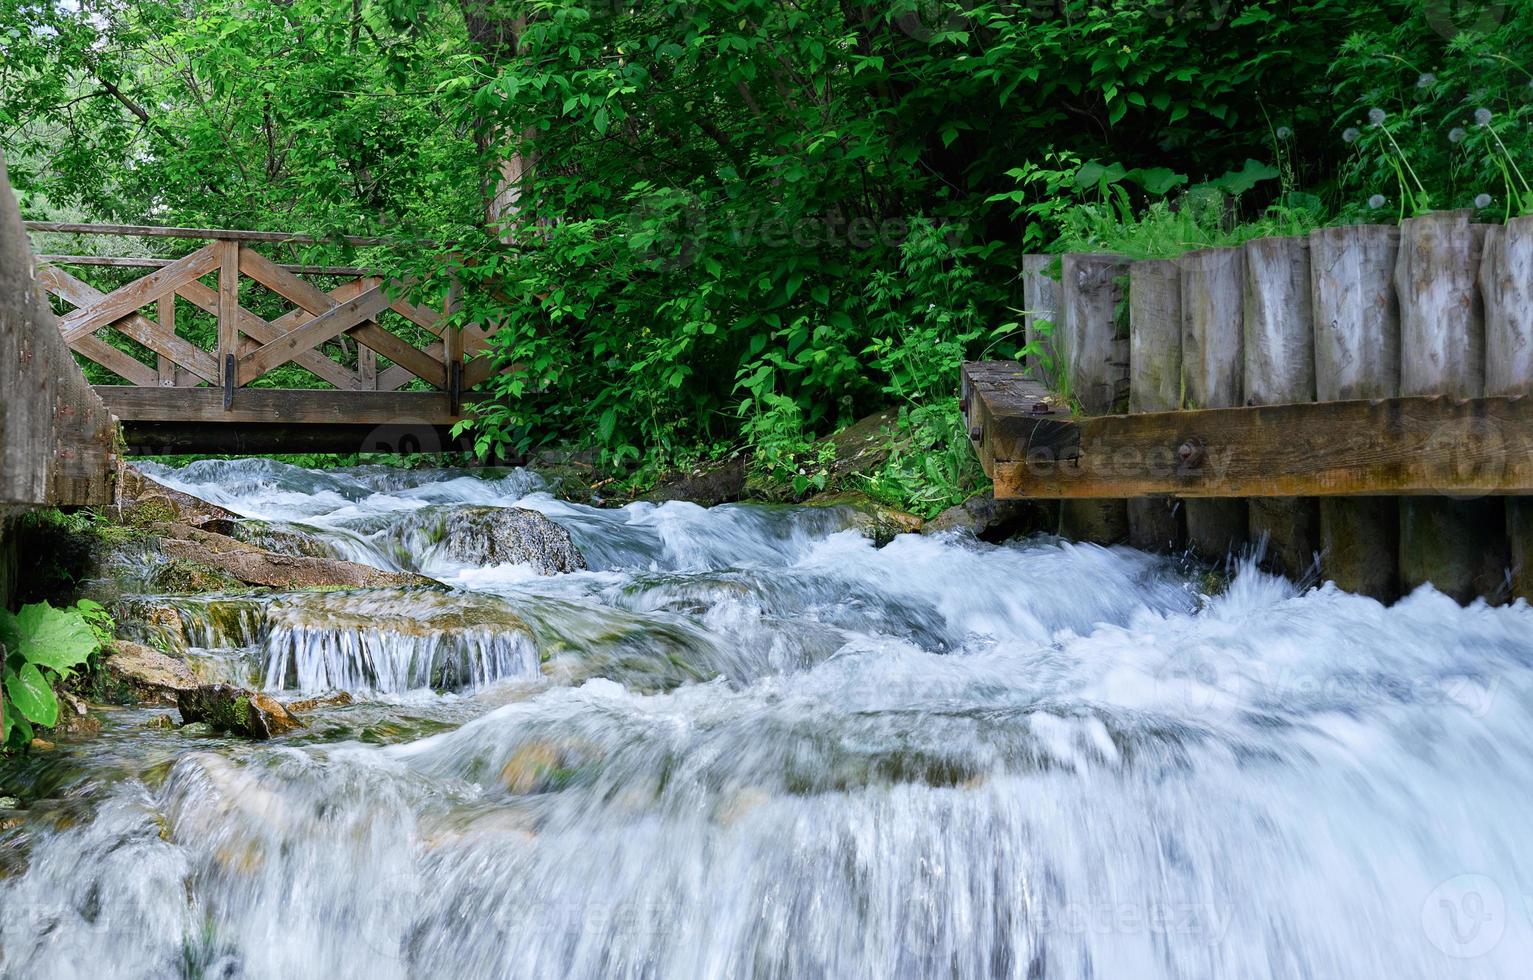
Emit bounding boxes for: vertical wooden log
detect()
[156,294,176,387]
[1243,236,1319,578]
[1180,246,1247,559]
[1058,253,1129,544]
[1310,224,1401,601]
[216,240,240,392]
[1396,210,1502,603]
[1126,258,1183,551]
[1482,215,1533,600]
[1022,254,1060,386]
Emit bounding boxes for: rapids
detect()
[2,459,1532,978]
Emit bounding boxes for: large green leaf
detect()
[9,603,97,676]
[0,609,18,654]
[5,662,59,727]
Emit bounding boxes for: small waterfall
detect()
[259,591,541,695]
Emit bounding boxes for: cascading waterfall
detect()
[3,457,1532,979]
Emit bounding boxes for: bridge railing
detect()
[25,223,502,422]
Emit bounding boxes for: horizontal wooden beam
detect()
[119,421,478,456]
[40,255,375,277]
[962,361,1533,499]
[26,221,388,246]
[93,386,484,426]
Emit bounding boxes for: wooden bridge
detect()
[27,222,504,454]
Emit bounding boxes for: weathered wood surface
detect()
[1,154,116,510]
[1060,253,1128,414]
[1310,224,1402,601]
[1243,236,1318,578]
[1483,215,1533,599]
[40,255,373,277]
[95,387,482,426]
[1022,254,1060,385]
[1126,259,1183,550]
[1058,254,1129,543]
[25,220,387,246]
[1179,246,1247,557]
[1395,211,1500,603]
[964,362,1533,499]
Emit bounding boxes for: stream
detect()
[2,459,1533,978]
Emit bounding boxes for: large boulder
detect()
[804,491,924,546]
[177,684,302,739]
[436,506,585,574]
[103,639,199,704]
[118,468,241,529]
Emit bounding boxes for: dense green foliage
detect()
[3,0,1530,497]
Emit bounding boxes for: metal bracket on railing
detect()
[223,353,236,410]
[448,359,462,416]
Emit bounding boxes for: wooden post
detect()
[1396,211,1503,602]
[1126,258,1183,551]
[156,294,176,387]
[1058,252,1129,544]
[1022,254,1060,386]
[1244,236,1318,578]
[217,239,240,401]
[1483,215,1533,599]
[1180,246,1247,558]
[1310,224,1401,601]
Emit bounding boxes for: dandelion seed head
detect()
[1343,127,1361,144]
[1276,126,1293,140]
[1417,73,1437,89]
[1369,108,1388,126]
[1368,194,1389,210]
[1475,193,1493,209]
[1449,127,1467,144]
[1475,107,1493,126]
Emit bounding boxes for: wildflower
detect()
[1368,194,1389,209]
[1449,127,1467,144]
[1368,108,1387,126]
[1475,193,1493,208]
[1343,127,1361,144]
[1276,126,1293,140]
[1417,73,1437,89]
[1475,107,1493,127]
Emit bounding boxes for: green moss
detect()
[149,559,243,595]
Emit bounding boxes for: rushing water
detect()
[3,460,1533,978]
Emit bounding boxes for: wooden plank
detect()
[238,246,355,315]
[26,220,387,246]
[1243,235,1318,578]
[95,386,478,425]
[38,254,374,277]
[349,320,446,389]
[156,295,175,386]
[237,281,392,383]
[1180,246,1248,557]
[1058,253,1130,544]
[1126,258,1184,551]
[41,264,219,382]
[57,244,218,340]
[175,279,366,390]
[1022,254,1059,385]
[71,335,159,387]
[1395,210,1501,603]
[1311,223,1401,601]
[390,296,443,334]
[1483,214,1533,600]
[217,241,240,389]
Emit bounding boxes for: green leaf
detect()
[9,603,96,675]
[5,663,58,727]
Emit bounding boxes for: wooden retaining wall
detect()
[0,153,118,608]
[1000,208,1533,603]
